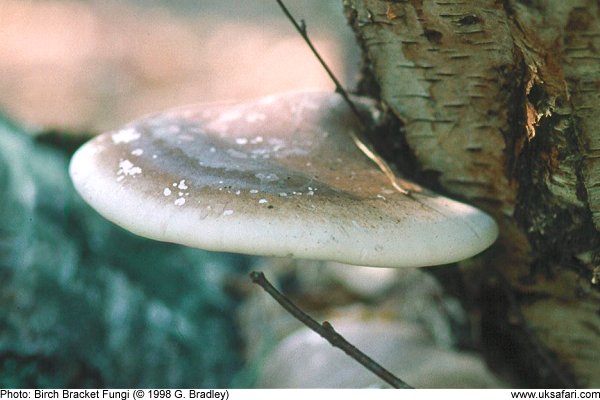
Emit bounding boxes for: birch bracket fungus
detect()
[69,91,498,268]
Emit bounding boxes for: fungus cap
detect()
[69,91,498,267]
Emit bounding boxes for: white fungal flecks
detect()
[152,154,158,159]
[258,199,268,204]
[112,128,141,144]
[279,193,288,197]
[235,138,248,145]
[131,148,144,156]
[169,182,189,204]
[250,136,264,144]
[117,159,142,178]
[223,209,234,216]
[250,189,259,194]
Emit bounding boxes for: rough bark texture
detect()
[343,0,600,388]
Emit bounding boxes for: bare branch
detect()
[274,0,411,195]
[249,271,413,389]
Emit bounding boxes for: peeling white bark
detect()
[345,0,600,387]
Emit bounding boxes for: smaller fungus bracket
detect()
[70,91,498,268]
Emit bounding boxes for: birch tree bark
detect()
[343,0,600,388]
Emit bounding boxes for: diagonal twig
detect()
[275,0,365,129]
[275,0,411,195]
[249,271,413,389]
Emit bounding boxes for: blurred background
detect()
[0,0,505,388]
[0,0,358,133]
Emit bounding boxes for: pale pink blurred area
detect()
[0,0,359,133]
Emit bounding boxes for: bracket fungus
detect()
[70,91,498,268]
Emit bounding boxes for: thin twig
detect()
[249,271,413,389]
[275,0,410,195]
[275,0,364,128]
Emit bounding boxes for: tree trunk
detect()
[343,0,600,388]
